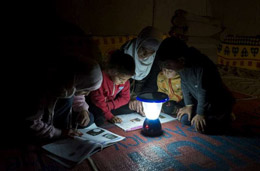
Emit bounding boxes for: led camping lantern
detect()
[136,92,169,136]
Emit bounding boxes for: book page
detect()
[42,123,125,167]
[42,138,100,163]
[77,123,125,146]
[115,112,177,131]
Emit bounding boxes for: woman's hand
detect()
[129,100,138,110]
[77,110,90,127]
[191,114,206,132]
[129,100,145,116]
[109,116,122,123]
[177,105,192,121]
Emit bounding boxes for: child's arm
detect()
[181,79,194,106]
[27,99,83,139]
[157,72,168,94]
[107,81,131,110]
[26,108,62,139]
[73,95,91,126]
[90,88,115,120]
[196,65,221,115]
[196,67,208,116]
[72,95,89,112]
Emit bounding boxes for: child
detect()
[21,56,103,141]
[88,50,135,126]
[156,37,234,134]
[72,75,103,128]
[157,62,184,117]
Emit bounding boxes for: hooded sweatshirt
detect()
[90,71,131,120]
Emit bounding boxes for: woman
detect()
[120,26,163,115]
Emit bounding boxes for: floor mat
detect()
[92,92,260,171]
[232,92,260,135]
[92,121,260,171]
[0,92,259,171]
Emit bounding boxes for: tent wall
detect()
[56,0,260,36]
[210,0,260,36]
[56,0,153,35]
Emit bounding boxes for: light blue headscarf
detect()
[122,26,163,80]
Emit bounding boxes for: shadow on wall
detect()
[56,18,103,65]
[169,9,224,64]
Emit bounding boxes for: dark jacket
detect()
[179,48,234,117]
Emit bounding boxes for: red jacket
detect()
[90,71,130,120]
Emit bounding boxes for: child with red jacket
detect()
[88,50,135,126]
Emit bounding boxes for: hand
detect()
[129,100,137,110]
[177,105,192,121]
[129,100,145,116]
[191,114,206,132]
[161,108,165,113]
[109,116,122,123]
[62,129,83,138]
[77,110,90,127]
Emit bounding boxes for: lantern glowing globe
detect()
[136,92,169,136]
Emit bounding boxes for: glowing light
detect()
[142,102,163,120]
[136,92,169,136]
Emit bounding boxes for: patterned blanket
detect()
[217,65,260,97]
[217,35,260,71]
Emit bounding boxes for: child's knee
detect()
[180,114,191,125]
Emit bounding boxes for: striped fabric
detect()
[92,35,137,63]
[217,35,260,70]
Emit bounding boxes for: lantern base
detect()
[141,118,163,137]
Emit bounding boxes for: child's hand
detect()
[109,116,122,123]
[62,129,83,138]
[77,110,90,127]
[177,105,192,121]
[191,114,206,133]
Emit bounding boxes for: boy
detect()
[156,37,234,134]
[157,63,184,117]
[88,50,135,126]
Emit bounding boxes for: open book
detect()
[115,112,177,131]
[42,123,125,168]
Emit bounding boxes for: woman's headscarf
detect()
[122,26,163,80]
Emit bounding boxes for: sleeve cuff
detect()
[184,98,193,106]
[196,108,205,116]
[104,112,114,120]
